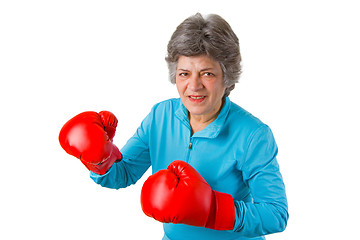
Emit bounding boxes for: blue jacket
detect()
[90,97,289,240]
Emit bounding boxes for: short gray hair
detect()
[166,13,242,97]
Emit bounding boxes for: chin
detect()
[187,107,207,116]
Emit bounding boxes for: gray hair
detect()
[166,13,242,98]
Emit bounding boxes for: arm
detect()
[138,123,287,235]
[233,125,289,237]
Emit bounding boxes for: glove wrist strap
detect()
[205,190,235,231]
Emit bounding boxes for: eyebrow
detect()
[200,68,215,72]
[177,68,215,72]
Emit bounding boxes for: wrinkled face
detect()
[176,55,226,121]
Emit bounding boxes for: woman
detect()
[60,13,288,240]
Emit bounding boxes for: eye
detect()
[203,72,215,77]
[179,72,189,77]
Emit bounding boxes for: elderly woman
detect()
[60,13,288,240]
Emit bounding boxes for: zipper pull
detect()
[188,142,193,149]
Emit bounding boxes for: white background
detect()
[1,0,359,239]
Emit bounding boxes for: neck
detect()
[189,99,225,135]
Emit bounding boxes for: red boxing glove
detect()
[59,111,122,175]
[141,160,235,230]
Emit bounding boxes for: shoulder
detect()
[149,98,181,115]
[137,98,181,136]
[152,98,181,109]
[227,100,266,131]
[226,100,277,166]
[144,98,182,124]
[226,100,277,147]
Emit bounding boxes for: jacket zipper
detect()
[186,137,193,162]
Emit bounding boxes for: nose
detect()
[188,74,204,92]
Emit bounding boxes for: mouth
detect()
[188,95,206,103]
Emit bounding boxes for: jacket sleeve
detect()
[233,125,289,237]
[89,111,153,189]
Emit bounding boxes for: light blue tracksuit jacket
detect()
[90,97,289,240]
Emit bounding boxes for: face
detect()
[176,55,226,122]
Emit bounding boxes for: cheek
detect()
[176,81,185,96]
[206,81,225,97]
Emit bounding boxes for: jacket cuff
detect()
[205,190,235,230]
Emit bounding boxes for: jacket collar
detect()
[175,97,231,139]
